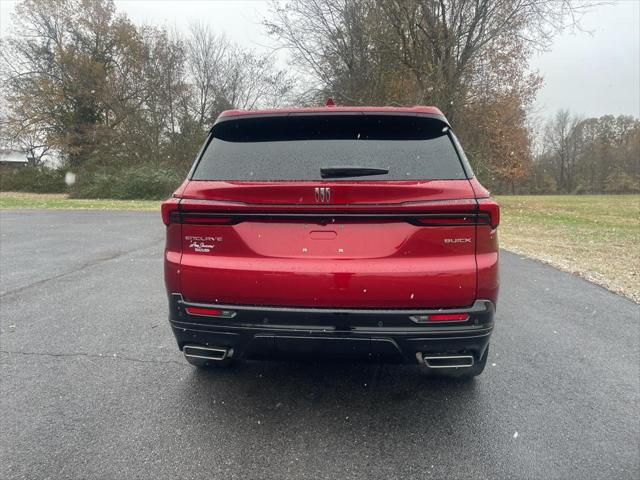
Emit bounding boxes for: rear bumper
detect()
[169,294,494,364]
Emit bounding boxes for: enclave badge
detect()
[185,236,222,253]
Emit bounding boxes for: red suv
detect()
[162,105,499,378]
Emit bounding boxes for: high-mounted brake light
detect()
[477,198,500,228]
[161,197,180,226]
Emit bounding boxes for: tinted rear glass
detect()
[192,114,467,181]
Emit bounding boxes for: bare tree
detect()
[264,0,393,104]
[0,120,52,166]
[185,24,233,126]
[263,0,598,192]
[532,112,639,194]
[543,110,584,192]
[185,23,295,127]
[219,49,295,111]
[265,0,596,118]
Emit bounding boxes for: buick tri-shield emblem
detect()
[315,187,331,203]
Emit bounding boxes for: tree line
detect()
[532,111,639,194]
[0,0,638,198]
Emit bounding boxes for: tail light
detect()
[161,197,180,226]
[185,306,236,318]
[478,198,500,228]
[427,313,469,322]
[163,198,237,226]
[163,197,183,289]
[175,214,235,225]
[411,199,492,226]
[412,215,479,226]
[410,313,469,323]
[162,198,499,227]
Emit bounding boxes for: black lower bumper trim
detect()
[169,294,494,364]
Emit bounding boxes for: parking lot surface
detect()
[1,210,638,479]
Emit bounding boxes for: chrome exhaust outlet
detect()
[421,354,474,369]
[183,345,229,361]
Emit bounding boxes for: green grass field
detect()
[2,192,639,302]
[0,193,159,211]
[496,195,640,302]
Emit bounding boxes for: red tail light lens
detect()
[413,215,478,226]
[185,306,236,318]
[186,307,223,316]
[179,215,235,225]
[478,198,500,228]
[427,313,469,322]
[161,197,180,226]
[410,313,470,323]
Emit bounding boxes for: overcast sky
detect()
[1,0,638,119]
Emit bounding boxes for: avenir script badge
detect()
[185,236,222,253]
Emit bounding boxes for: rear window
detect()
[192,114,468,181]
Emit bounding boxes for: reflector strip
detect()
[428,313,469,322]
[410,313,470,323]
[185,306,236,318]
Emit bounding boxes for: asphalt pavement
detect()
[1,209,638,480]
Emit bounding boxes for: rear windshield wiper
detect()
[320,166,389,178]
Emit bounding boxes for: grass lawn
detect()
[0,192,159,211]
[496,195,640,303]
[2,192,638,302]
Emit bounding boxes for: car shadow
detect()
[177,360,487,452]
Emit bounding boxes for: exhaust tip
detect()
[421,354,474,369]
[183,345,229,361]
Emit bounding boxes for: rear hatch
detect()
[175,113,482,308]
